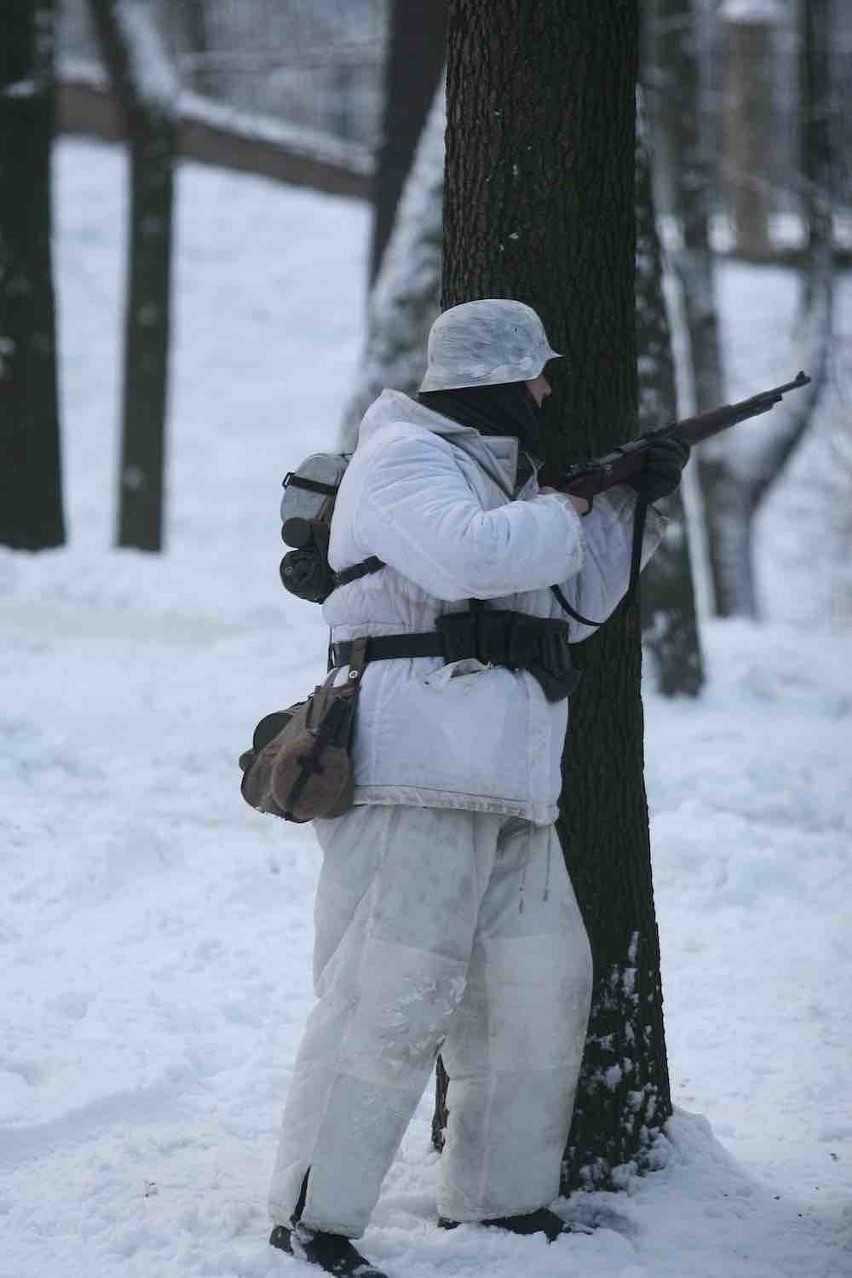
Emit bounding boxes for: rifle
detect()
[557,371,811,502]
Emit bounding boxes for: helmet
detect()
[419,299,561,393]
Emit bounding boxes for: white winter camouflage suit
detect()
[268,389,664,1237]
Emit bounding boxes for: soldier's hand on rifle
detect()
[626,436,690,504]
[540,486,591,515]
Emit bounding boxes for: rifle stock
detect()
[558,371,811,502]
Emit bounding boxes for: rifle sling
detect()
[550,498,647,629]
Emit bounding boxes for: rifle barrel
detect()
[557,371,811,500]
[653,371,811,446]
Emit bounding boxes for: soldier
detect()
[267,300,688,1276]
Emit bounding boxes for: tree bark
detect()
[87,0,177,552]
[0,0,65,550]
[369,0,447,285]
[635,96,704,697]
[436,0,671,1191]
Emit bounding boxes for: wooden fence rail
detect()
[57,70,373,200]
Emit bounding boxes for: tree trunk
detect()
[0,0,65,550]
[652,0,726,416]
[339,73,445,449]
[723,11,776,261]
[88,0,177,552]
[650,0,754,616]
[369,0,447,285]
[435,0,671,1191]
[635,95,704,697]
[802,0,833,278]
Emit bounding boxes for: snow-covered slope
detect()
[1,140,850,1278]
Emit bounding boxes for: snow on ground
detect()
[1,139,851,1277]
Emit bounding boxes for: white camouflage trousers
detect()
[268,804,593,1238]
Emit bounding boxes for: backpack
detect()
[279,453,382,604]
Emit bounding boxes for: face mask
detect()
[418,381,544,452]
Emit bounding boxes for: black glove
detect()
[626,436,690,503]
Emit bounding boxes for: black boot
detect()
[438,1207,593,1242]
[269,1221,389,1277]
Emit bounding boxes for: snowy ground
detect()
[1,140,851,1278]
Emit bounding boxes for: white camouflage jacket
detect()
[323,390,664,826]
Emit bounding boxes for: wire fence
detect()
[58,0,388,147]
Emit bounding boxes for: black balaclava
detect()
[418,381,545,455]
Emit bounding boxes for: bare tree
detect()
[369,0,447,285]
[87,0,177,551]
[801,0,834,285]
[339,73,445,449]
[636,96,704,696]
[698,0,835,616]
[436,0,671,1189]
[648,0,725,413]
[648,0,831,617]
[0,0,65,550]
[722,0,780,260]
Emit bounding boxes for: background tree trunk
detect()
[723,6,777,261]
[435,0,671,1190]
[368,0,447,285]
[650,0,726,418]
[635,96,704,697]
[339,73,444,449]
[649,0,785,618]
[801,0,833,280]
[88,0,177,552]
[0,0,65,550]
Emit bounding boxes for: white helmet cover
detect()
[419,298,561,392]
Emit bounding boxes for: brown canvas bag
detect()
[239,640,366,824]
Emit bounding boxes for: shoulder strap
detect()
[626,499,647,605]
[333,555,385,588]
[330,435,512,591]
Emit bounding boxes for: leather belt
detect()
[331,608,581,702]
[333,632,446,666]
